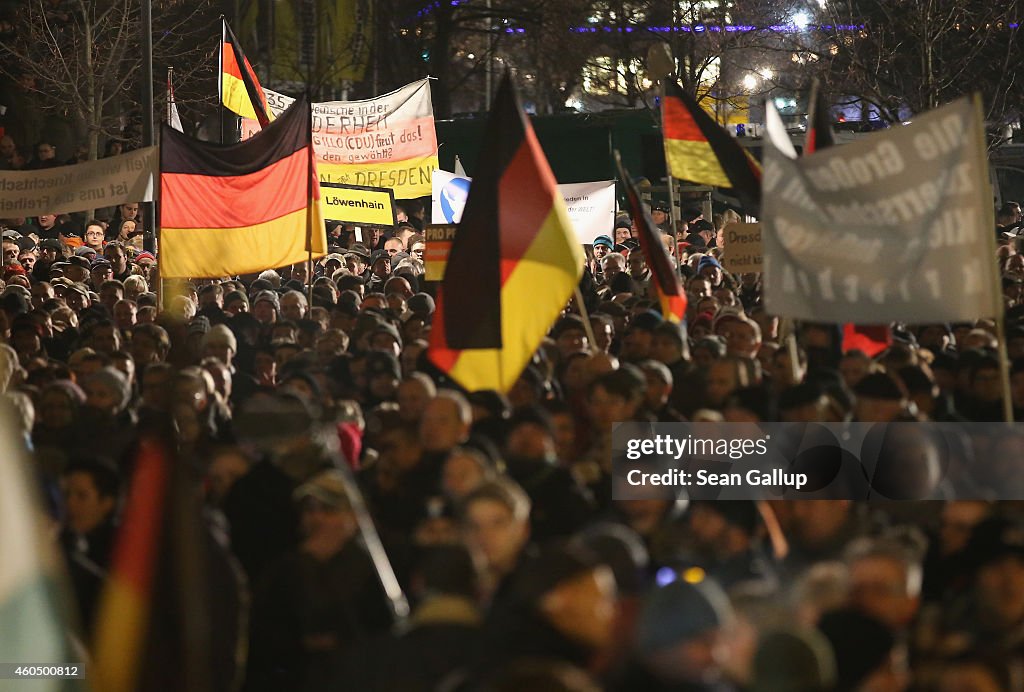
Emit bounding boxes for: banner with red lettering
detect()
[243,79,438,198]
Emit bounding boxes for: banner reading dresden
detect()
[0,147,157,217]
[761,96,1000,323]
[243,79,438,198]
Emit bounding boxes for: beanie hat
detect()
[84,366,131,412]
[407,292,435,318]
[636,579,731,652]
[365,351,401,380]
[252,289,280,312]
[203,324,238,354]
[750,628,837,692]
[188,316,210,337]
[697,256,723,274]
[223,290,249,310]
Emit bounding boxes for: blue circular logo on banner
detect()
[440,177,471,223]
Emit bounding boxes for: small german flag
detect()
[614,152,687,323]
[662,79,761,211]
[428,73,584,392]
[159,94,327,279]
[804,79,836,154]
[221,20,272,127]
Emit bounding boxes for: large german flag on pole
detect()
[662,79,761,211]
[159,95,327,278]
[614,152,687,323]
[428,73,584,393]
[221,20,272,127]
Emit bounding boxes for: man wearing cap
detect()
[34,238,62,282]
[63,256,91,284]
[90,258,114,289]
[248,469,393,690]
[621,311,663,363]
[651,203,669,229]
[366,251,391,293]
[252,290,280,325]
[345,246,370,277]
[697,255,724,288]
[691,219,716,249]
[623,578,734,689]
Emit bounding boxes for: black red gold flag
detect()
[428,74,584,392]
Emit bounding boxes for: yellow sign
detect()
[321,183,396,226]
[722,223,762,273]
[318,155,438,199]
[424,223,457,281]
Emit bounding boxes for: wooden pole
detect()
[573,285,598,349]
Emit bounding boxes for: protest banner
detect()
[432,169,615,244]
[424,223,457,281]
[761,95,1000,323]
[242,79,438,198]
[722,223,762,273]
[321,182,397,226]
[0,147,157,217]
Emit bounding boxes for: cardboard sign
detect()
[722,223,762,273]
[424,223,457,281]
[320,182,396,226]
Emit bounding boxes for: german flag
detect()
[159,94,327,279]
[92,439,170,692]
[427,73,584,392]
[221,20,272,127]
[93,436,233,692]
[662,79,761,211]
[614,153,687,323]
[804,78,836,154]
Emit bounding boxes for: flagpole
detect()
[972,90,1014,423]
[141,0,156,254]
[573,286,598,348]
[306,93,315,308]
[218,16,225,144]
[659,79,675,236]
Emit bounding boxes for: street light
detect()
[792,11,811,29]
[742,73,758,91]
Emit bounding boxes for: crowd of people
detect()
[3,134,1024,690]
